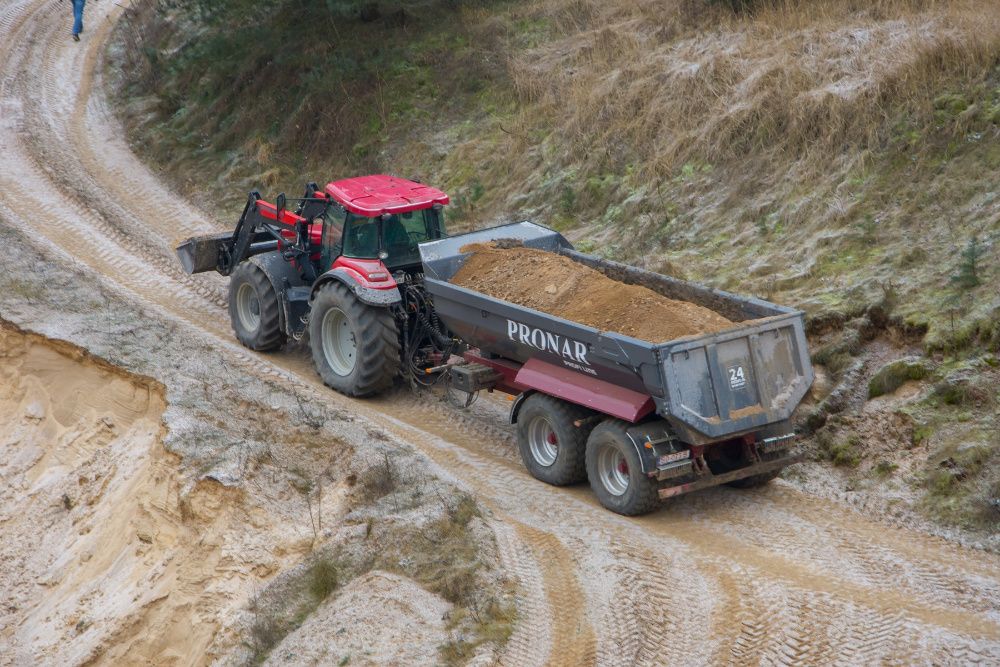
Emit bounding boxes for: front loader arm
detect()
[177,190,321,276]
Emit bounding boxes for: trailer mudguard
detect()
[509,391,677,475]
[624,420,683,474]
[513,358,655,423]
[311,269,401,307]
[248,252,309,337]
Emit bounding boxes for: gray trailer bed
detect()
[419,222,813,444]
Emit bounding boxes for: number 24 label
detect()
[728,366,747,389]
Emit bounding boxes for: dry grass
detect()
[114,0,1000,343]
[355,452,400,503]
[507,0,1000,178]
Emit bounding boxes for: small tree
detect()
[951,235,983,290]
[942,235,986,359]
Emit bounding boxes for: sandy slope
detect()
[0,1,999,664]
[263,570,452,666]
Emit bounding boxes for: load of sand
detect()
[451,244,734,343]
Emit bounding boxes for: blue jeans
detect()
[72,0,85,36]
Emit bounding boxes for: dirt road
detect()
[1,1,999,664]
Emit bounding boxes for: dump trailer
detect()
[178,175,813,515]
[419,223,813,514]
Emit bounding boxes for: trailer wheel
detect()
[516,394,591,485]
[309,281,400,397]
[228,262,286,351]
[585,420,661,516]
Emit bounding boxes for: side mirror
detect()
[276,193,286,214]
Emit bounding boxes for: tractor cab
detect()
[317,175,449,275]
[320,206,446,272]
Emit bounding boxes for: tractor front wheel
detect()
[309,282,400,397]
[228,261,286,351]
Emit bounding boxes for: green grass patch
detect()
[873,460,899,478]
[242,491,513,666]
[245,552,345,665]
[817,430,862,467]
[868,357,933,398]
[922,437,999,530]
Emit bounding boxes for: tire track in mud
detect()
[492,522,551,667]
[686,486,1000,621]
[508,522,597,667]
[4,2,1000,665]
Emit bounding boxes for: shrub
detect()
[867,357,932,398]
[823,434,862,467]
[950,235,984,290]
[356,452,399,503]
[306,556,339,602]
[873,460,898,477]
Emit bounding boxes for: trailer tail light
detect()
[366,272,389,282]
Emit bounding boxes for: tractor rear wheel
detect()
[309,282,400,397]
[228,261,286,351]
[516,394,592,486]
[585,420,661,516]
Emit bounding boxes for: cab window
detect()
[381,209,444,269]
[342,213,380,259]
[320,204,346,267]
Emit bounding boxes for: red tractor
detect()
[178,175,453,396]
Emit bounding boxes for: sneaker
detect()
[72,33,79,41]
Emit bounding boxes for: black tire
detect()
[309,281,400,397]
[228,261,286,351]
[516,394,593,486]
[585,420,661,516]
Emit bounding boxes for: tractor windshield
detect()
[341,208,445,269]
[382,208,444,269]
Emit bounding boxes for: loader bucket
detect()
[176,233,230,274]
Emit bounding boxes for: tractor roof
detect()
[324,175,449,216]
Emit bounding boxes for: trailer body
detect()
[419,222,813,482]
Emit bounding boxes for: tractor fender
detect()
[247,251,308,334]
[311,269,401,307]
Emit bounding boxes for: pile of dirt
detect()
[0,322,305,665]
[451,244,734,342]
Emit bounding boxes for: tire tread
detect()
[585,420,661,516]
[309,282,399,397]
[228,261,286,351]
[516,394,592,486]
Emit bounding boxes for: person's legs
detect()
[71,0,85,37]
